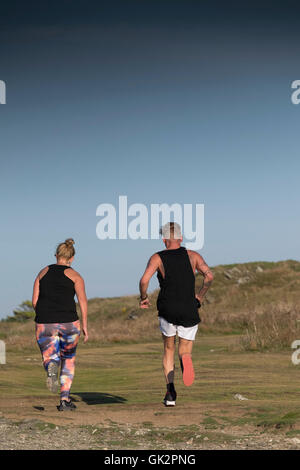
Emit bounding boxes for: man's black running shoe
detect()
[57,399,77,411]
[163,389,177,407]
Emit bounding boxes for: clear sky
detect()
[0,1,300,319]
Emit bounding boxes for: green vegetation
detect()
[3,301,35,322]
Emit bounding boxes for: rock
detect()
[289,438,300,445]
[224,271,232,280]
[237,277,251,285]
[203,437,209,441]
[256,266,264,273]
[234,394,249,401]
[230,267,242,275]
[128,312,138,320]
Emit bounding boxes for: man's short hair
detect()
[160,222,182,240]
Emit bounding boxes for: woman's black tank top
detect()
[35,264,79,324]
[156,246,200,327]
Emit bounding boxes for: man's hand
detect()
[139,297,151,309]
[195,294,203,306]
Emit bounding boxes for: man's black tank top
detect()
[156,246,200,327]
[35,264,79,324]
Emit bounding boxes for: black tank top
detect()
[35,264,79,324]
[156,246,200,327]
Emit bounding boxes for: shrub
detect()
[5,301,35,322]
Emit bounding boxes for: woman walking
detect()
[32,238,88,411]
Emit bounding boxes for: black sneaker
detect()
[46,361,59,393]
[57,399,77,411]
[163,389,177,407]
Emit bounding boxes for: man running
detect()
[139,222,213,406]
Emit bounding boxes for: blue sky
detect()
[0,1,300,319]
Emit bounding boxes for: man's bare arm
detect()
[195,254,214,303]
[139,254,161,308]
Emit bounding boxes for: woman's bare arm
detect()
[74,274,88,342]
[32,276,40,310]
[32,267,49,309]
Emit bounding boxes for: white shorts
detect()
[159,316,198,341]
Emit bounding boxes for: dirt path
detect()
[0,396,299,450]
[0,409,298,450]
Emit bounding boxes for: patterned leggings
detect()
[36,321,81,400]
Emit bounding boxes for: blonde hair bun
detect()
[56,238,76,260]
[65,238,75,247]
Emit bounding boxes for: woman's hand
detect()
[82,327,89,343]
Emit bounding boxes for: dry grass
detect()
[0,320,36,350]
[2,259,300,351]
[240,302,300,351]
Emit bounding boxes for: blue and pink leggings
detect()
[36,321,80,401]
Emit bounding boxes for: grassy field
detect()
[1,334,300,449]
[1,259,300,449]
